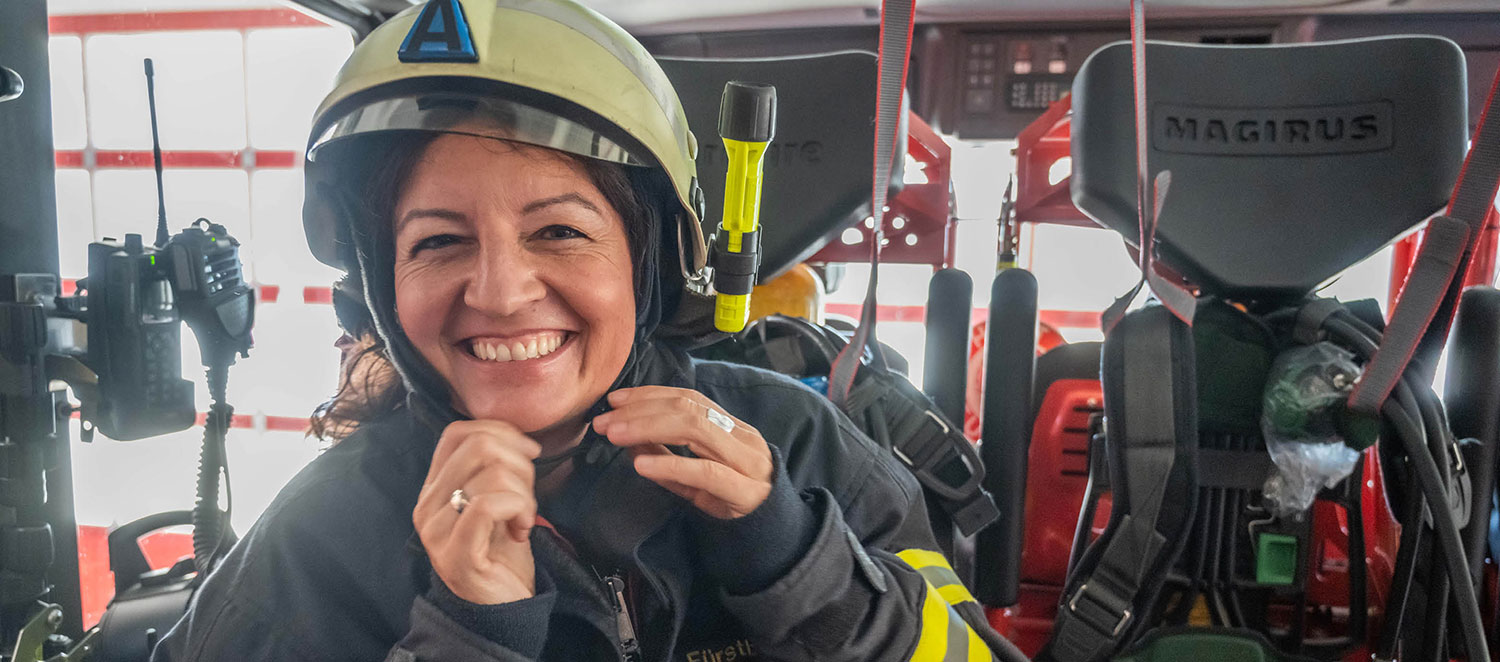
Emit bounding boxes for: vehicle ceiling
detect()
[279,0,1500,36]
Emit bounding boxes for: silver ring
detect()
[449,488,470,514]
[705,407,735,433]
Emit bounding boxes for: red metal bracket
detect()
[1013,94,1093,228]
[808,110,955,268]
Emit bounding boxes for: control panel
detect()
[919,25,1277,140]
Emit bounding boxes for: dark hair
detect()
[308,278,405,442]
[308,131,663,435]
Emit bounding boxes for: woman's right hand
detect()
[414,420,542,605]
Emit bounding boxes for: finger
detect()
[633,453,767,515]
[463,463,533,501]
[601,391,760,441]
[607,385,697,406]
[639,470,701,503]
[625,442,673,459]
[418,433,537,522]
[608,386,742,416]
[423,420,536,491]
[415,493,461,548]
[454,491,536,559]
[602,403,767,478]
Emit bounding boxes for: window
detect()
[49,6,354,556]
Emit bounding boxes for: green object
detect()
[1255,533,1299,586]
[1193,301,1273,434]
[1114,628,1316,662]
[1336,407,1380,450]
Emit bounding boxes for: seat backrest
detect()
[1071,37,1468,302]
[1021,341,1103,589]
[658,52,905,281]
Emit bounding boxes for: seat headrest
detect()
[658,52,904,281]
[1071,36,1468,302]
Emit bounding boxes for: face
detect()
[392,135,637,444]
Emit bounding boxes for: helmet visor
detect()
[308,92,649,167]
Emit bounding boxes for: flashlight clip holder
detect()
[708,229,762,298]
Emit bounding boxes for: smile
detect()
[466,331,571,363]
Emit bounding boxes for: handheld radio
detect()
[66,59,254,441]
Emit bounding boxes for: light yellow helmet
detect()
[301,0,708,281]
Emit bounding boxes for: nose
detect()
[464,233,547,317]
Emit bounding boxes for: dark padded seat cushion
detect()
[658,52,904,281]
[1071,37,1468,301]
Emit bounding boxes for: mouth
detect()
[463,331,573,363]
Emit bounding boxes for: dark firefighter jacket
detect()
[151,345,1003,661]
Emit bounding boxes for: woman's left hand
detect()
[593,386,773,520]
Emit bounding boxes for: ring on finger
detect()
[449,488,470,514]
[705,407,735,433]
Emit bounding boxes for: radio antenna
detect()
[145,58,169,248]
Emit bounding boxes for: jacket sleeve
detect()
[152,566,552,662]
[698,401,1020,662]
[150,451,555,662]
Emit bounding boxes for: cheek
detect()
[567,257,636,358]
[393,266,451,354]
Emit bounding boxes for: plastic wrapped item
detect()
[1260,342,1363,519]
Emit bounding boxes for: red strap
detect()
[1100,0,1196,333]
[829,0,914,406]
[1348,61,1500,415]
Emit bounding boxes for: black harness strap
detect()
[842,369,999,537]
[1046,306,1196,662]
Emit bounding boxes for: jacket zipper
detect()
[603,573,642,661]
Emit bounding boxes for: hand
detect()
[593,387,773,519]
[414,420,541,605]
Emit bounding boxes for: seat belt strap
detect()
[1350,63,1500,416]
[829,0,913,407]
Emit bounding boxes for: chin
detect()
[461,396,576,436]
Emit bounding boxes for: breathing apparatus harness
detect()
[696,315,999,538]
[1042,7,1500,659]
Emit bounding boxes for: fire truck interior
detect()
[4,0,1500,660]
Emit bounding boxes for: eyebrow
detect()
[396,207,467,234]
[397,193,601,233]
[523,193,601,216]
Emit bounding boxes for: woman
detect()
[154,1,1014,660]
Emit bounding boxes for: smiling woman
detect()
[148,0,1016,660]
[392,136,640,445]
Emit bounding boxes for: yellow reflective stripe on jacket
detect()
[908,580,993,662]
[897,549,978,606]
[911,578,949,661]
[899,549,993,662]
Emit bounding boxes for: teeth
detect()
[472,334,566,363]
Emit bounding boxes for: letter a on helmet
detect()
[398,0,477,63]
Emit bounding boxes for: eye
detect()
[409,234,463,256]
[536,225,588,241]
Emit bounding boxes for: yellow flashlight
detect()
[713,81,776,333]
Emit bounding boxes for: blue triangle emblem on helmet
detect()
[398,0,478,63]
